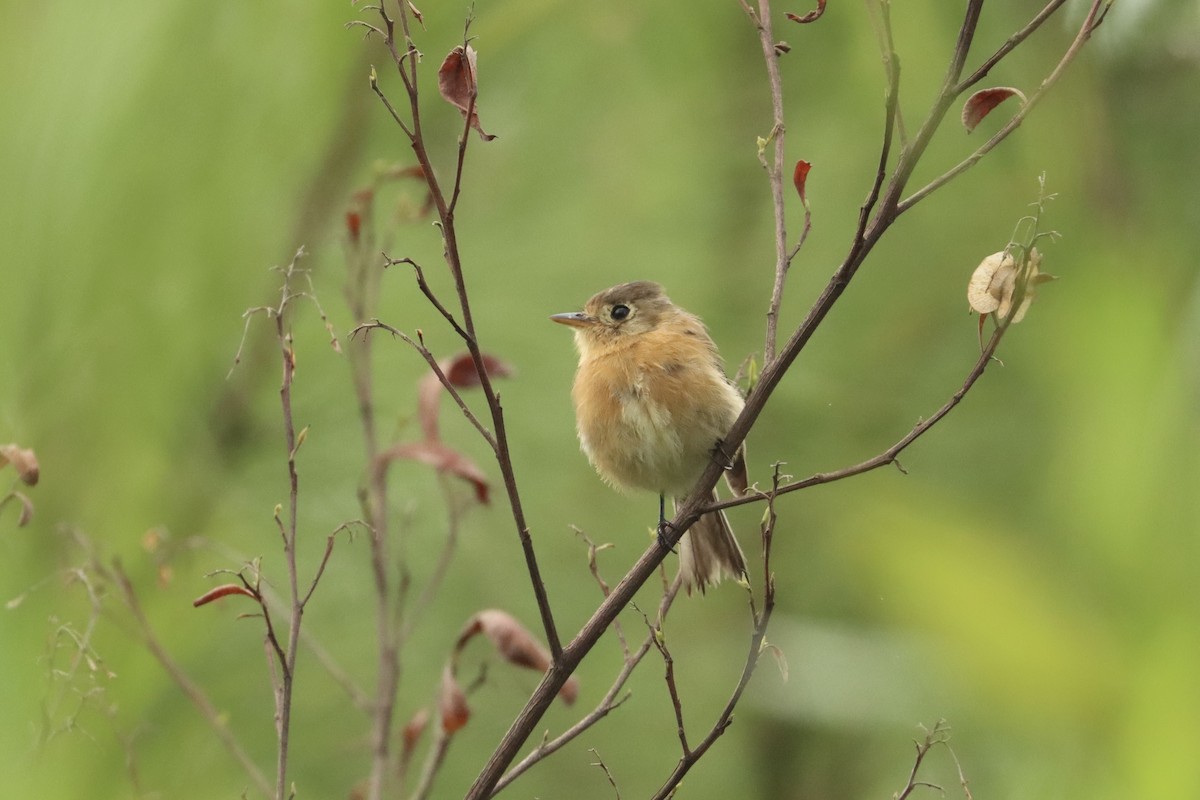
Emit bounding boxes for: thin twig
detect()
[643,610,690,756]
[351,320,498,449]
[705,325,1006,514]
[651,464,782,798]
[112,561,273,798]
[490,581,681,794]
[741,0,792,365]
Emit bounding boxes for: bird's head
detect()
[550,281,675,352]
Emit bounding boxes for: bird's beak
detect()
[550,311,596,329]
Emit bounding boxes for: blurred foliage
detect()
[2,0,1198,798]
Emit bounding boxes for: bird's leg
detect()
[711,437,736,469]
[656,493,677,552]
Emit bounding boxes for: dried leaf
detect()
[472,609,551,671]
[0,443,39,486]
[442,353,515,389]
[457,609,578,704]
[14,492,34,527]
[402,707,430,753]
[437,45,497,141]
[792,160,812,208]
[418,353,515,443]
[192,583,258,608]
[962,87,1027,133]
[967,247,1050,324]
[967,252,1012,315]
[407,0,424,28]
[786,0,827,24]
[380,440,490,503]
[439,665,470,733]
[762,640,789,682]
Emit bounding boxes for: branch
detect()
[463,2,1104,793]
[707,324,1006,514]
[739,0,792,365]
[367,6,561,662]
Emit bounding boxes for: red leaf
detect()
[792,160,812,207]
[962,87,1026,133]
[786,0,827,24]
[346,211,361,242]
[192,583,258,608]
[437,45,497,141]
[439,666,470,734]
[380,440,490,503]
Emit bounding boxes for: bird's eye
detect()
[611,304,631,321]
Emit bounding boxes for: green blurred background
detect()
[3,0,1198,797]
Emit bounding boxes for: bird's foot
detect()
[656,518,678,553]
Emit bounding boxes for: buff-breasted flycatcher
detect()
[551,281,748,592]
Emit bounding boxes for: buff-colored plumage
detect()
[551,281,748,592]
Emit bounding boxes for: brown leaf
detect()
[418,353,515,442]
[192,583,258,608]
[402,707,429,754]
[457,609,579,705]
[962,87,1027,133]
[380,440,490,503]
[0,443,39,486]
[786,0,827,24]
[443,352,515,388]
[407,1,424,28]
[792,160,812,207]
[437,45,497,141]
[439,665,470,734]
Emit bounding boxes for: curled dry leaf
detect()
[967,247,1051,324]
[962,87,1027,133]
[786,0,827,23]
[437,45,497,141]
[457,609,578,704]
[192,583,258,608]
[379,440,490,504]
[0,443,39,486]
[11,491,34,527]
[439,665,470,734]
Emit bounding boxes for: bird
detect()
[551,281,748,593]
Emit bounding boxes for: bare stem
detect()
[112,561,273,798]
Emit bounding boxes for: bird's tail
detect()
[676,492,747,594]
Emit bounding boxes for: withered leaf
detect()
[962,87,1027,133]
[192,583,258,608]
[0,443,39,486]
[439,666,470,734]
[437,45,497,141]
[786,0,827,24]
[380,440,490,504]
[456,609,578,704]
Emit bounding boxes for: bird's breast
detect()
[572,339,736,495]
